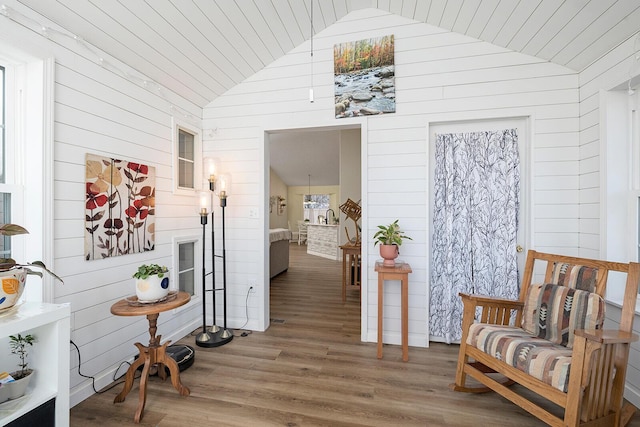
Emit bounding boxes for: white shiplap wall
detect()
[0,1,203,407]
[579,33,640,407]
[203,8,580,346]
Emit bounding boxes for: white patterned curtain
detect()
[430,129,520,344]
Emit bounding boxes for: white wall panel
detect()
[203,9,580,351]
[0,5,203,408]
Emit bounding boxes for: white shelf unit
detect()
[0,302,70,426]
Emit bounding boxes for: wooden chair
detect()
[451,250,640,426]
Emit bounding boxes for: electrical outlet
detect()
[249,207,259,218]
[249,286,256,294]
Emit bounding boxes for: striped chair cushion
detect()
[521,283,605,349]
[550,262,598,292]
[467,324,573,392]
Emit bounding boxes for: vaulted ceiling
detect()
[17,0,640,110]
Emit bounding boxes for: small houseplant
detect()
[373,220,412,266]
[5,333,35,399]
[0,224,63,311]
[133,263,170,301]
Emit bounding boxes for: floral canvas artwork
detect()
[85,153,156,260]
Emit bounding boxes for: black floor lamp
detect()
[195,160,233,348]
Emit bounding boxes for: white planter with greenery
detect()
[0,224,63,311]
[4,333,35,400]
[134,264,170,301]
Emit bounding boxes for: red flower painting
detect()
[85,154,156,260]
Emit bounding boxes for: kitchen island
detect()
[306,224,340,260]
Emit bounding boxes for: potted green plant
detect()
[0,224,63,311]
[373,220,412,266]
[133,263,170,302]
[5,333,35,400]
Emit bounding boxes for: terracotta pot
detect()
[135,272,170,301]
[0,268,27,311]
[379,244,399,267]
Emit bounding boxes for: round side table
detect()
[110,291,191,423]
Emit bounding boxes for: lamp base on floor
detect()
[195,328,233,348]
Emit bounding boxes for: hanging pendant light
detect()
[304,174,312,204]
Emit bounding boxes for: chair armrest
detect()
[459,293,524,310]
[574,329,639,344]
[458,293,524,326]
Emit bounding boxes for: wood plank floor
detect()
[70,243,639,426]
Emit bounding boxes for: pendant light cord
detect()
[309,0,314,102]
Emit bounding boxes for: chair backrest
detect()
[518,250,640,335]
[521,283,605,348]
[298,220,308,232]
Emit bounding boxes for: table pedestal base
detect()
[113,313,190,423]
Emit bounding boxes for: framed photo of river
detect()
[333,34,395,119]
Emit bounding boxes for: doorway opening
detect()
[265,124,362,331]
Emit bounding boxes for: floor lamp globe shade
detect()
[216,173,231,203]
[203,157,219,191]
[198,192,209,216]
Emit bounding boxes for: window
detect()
[172,235,201,301]
[303,194,331,224]
[0,43,51,302]
[0,64,21,263]
[172,119,201,195]
[178,241,195,295]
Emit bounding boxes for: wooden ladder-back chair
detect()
[451,250,640,426]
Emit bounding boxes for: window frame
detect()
[171,234,202,313]
[172,117,202,196]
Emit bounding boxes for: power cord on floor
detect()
[70,340,139,394]
[189,286,254,338]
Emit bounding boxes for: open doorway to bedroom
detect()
[265,125,362,331]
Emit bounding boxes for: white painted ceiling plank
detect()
[413,0,432,22]
[318,0,338,25]
[171,0,255,80]
[141,0,235,91]
[377,0,392,14]
[235,1,285,59]
[520,1,588,59]
[214,0,275,66]
[194,0,265,72]
[15,0,640,109]
[479,0,519,44]
[426,0,447,27]
[440,0,464,31]
[451,0,481,35]
[290,0,312,45]
[537,0,616,62]
[465,0,500,40]
[492,0,542,48]
[346,0,376,10]
[507,0,563,53]
[388,0,402,16]
[400,0,418,20]
[272,0,304,47]
[25,0,211,106]
[254,1,295,53]
[333,0,349,19]
[556,2,640,70]
[107,0,220,99]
